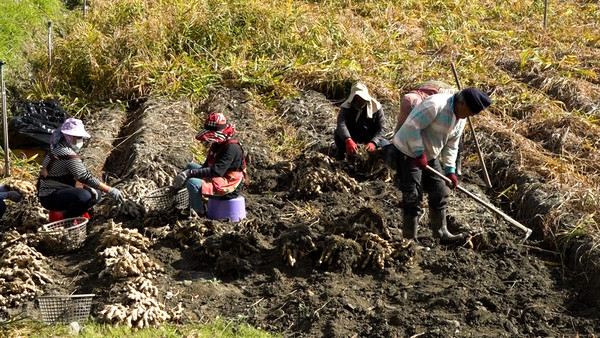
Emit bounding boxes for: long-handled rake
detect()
[426,165,532,240]
[451,62,493,189]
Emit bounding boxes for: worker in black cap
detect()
[393,87,492,243]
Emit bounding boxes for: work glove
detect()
[6,191,22,203]
[345,138,358,154]
[107,187,124,203]
[84,186,100,203]
[365,142,376,152]
[446,173,458,190]
[413,153,427,170]
[173,169,191,190]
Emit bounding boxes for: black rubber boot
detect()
[430,208,463,243]
[402,213,420,241]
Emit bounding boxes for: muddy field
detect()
[2,84,600,336]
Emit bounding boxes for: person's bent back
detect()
[38,118,123,219]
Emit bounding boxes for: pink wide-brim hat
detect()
[60,118,91,139]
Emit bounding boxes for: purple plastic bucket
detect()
[207,196,246,222]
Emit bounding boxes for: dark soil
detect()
[2,88,600,337]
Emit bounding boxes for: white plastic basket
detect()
[175,187,189,210]
[144,186,189,211]
[37,217,88,253]
[38,294,95,325]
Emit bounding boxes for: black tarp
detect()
[6,99,69,150]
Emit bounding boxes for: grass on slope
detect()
[33,0,599,104]
[0,0,66,84]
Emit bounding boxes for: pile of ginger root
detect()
[0,231,53,311]
[97,221,183,328]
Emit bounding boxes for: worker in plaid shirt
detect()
[393,88,491,243]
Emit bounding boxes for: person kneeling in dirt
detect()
[333,82,389,161]
[394,88,491,243]
[0,185,22,219]
[37,118,124,219]
[173,112,246,215]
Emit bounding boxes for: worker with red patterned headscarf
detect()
[173,112,247,215]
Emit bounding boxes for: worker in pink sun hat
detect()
[37,118,123,220]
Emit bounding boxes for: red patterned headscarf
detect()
[195,112,235,144]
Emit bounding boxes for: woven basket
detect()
[144,186,188,211]
[175,187,189,209]
[37,217,88,254]
[38,294,94,325]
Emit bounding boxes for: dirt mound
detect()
[2,88,600,336]
[278,90,339,154]
[497,57,600,117]
[79,105,126,178]
[104,99,195,185]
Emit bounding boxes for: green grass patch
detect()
[1,316,275,338]
[0,0,65,82]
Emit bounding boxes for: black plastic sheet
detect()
[7,99,69,149]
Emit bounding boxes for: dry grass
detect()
[473,108,600,271]
[25,0,597,104]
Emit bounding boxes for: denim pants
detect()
[397,155,448,217]
[185,162,206,213]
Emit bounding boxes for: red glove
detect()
[365,142,376,151]
[345,138,358,154]
[413,153,427,170]
[446,173,458,189]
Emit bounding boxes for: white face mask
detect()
[72,139,84,151]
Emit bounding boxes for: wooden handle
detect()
[426,165,532,240]
[451,62,492,188]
